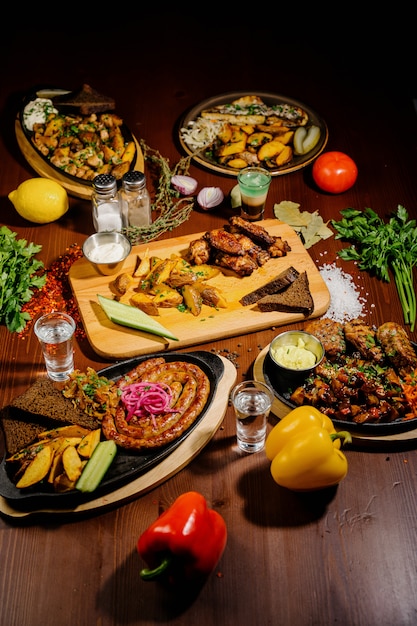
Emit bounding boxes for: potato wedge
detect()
[182,284,202,316]
[226,158,250,169]
[258,140,286,161]
[39,425,93,440]
[16,445,53,489]
[193,282,228,308]
[55,437,84,454]
[151,284,183,308]
[133,248,151,277]
[216,139,247,157]
[217,123,232,144]
[110,126,125,154]
[121,141,136,164]
[130,292,160,316]
[53,472,78,493]
[113,273,135,296]
[273,130,294,145]
[189,264,220,280]
[145,258,177,289]
[166,258,197,288]
[47,451,64,484]
[275,145,293,166]
[62,445,83,482]
[44,116,65,136]
[77,428,101,459]
[247,132,273,151]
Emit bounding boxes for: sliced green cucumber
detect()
[98,294,179,341]
[76,440,117,493]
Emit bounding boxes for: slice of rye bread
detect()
[51,84,115,115]
[239,266,300,306]
[1,377,101,456]
[257,271,314,316]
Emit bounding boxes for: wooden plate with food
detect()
[254,319,417,443]
[178,92,328,176]
[69,219,331,359]
[0,351,233,512]
[15,85,145,200]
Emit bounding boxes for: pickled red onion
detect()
[121,382,175,424]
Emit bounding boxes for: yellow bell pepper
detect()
[265,406,352,492]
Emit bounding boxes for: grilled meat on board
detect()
[185,217,291,277]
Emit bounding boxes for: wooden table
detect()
[1,14,417,626]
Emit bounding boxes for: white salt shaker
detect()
[91,174,126,232]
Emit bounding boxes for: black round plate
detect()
[263,349,417,436]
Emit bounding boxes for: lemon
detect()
[8,178,69,224]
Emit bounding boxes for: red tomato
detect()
[312,151,358,194]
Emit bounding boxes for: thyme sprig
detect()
[122,140,195,245]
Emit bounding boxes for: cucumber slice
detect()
[98,294,179,341]
[76,440,117,493]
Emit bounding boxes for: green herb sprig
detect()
[332,205,417,331]
[122,140,195,246]
[0,225,46,333]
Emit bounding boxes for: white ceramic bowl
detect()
[82,232,132,276]
[268,330,324,392]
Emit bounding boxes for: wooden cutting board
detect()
[69,219,330,359]
[15,119,145,200]
[0,356,237,518]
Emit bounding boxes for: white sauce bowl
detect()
[83,232,132,276]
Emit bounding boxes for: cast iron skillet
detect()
[19,85,136,188]
[263,343,417,436]
[0,351,224,507]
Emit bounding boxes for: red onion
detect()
[197,187,224,210]
[171,175,198,195]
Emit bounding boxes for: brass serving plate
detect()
[178,91,328,177]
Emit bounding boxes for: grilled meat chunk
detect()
[234,234,270,265]
[377,321,417,376]
[214,253,259,276]
[186,238,211,265]
[267,236,292,258]
[229,215,276,246]
[304,319,346,358]
[344,319,385,363]
[204,229,246,256]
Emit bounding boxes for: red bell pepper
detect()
[137,491,227,584]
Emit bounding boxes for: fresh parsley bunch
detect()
[332,205,417,331]
[0,225,46,333]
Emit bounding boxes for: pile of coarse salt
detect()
[318,262,369,323]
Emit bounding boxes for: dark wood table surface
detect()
[1,13,417,626]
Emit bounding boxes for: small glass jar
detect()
[91,174,126,232]
[120,171,152,228]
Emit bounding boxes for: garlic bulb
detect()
[197,187,224,210]
[171,175,198,195]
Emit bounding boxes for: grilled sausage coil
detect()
[102,358,210,450]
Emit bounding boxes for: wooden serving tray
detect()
[69,219,330,359]
[15,119,145,200]
[0,355,237,518]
